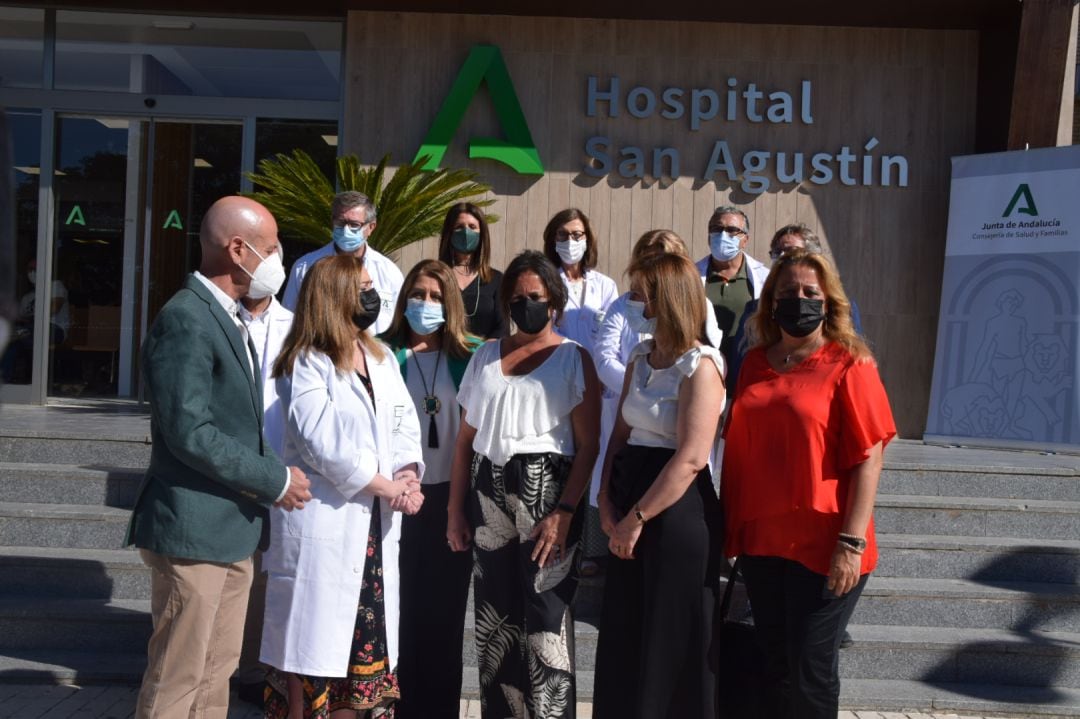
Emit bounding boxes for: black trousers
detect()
[593,445,722,719]
[396,482,473,719]
[739,554,868,719]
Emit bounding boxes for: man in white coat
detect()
[236,271,295,706]
[695,205,770,367]
[281,191,403,335]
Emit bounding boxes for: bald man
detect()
[126,196,311,719]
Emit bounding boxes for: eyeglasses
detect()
[769,243,807,261]
[555,230,586,241]
[336,220,371,231]
[711,225,746,236]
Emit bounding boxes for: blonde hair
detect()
[383,259,478,361]
[752,248,871,361]
[627,253,706,356]
[273,254,385,377]
[630,229,689,263]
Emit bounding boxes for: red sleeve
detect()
[837,357,897,470]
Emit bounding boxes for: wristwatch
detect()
[633,503,647,524]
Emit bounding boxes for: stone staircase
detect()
[1,414,1079,715]
[842,445,1080,716]
[0,428,151,685]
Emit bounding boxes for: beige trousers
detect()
[135,549,254,719]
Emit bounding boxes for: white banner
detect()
[925,145,1080,452]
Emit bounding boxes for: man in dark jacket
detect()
[127,196,311,719]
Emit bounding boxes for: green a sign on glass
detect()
[414,45,544,175]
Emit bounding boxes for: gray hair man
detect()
[281,191,404,335]
[695,205,770,365]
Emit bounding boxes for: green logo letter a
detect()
[1002,183,1038,217]
[414,45,544,175]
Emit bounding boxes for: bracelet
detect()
[837,540,864,555]
[556,501,577,514]
[837,533,867,552]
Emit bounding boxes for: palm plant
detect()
[246,150,497,254]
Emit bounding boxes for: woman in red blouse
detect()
[721,248,896,719]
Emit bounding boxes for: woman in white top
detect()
[447,250,601,719]
[380,259,482,719]
[542,208,619,573]
[261,254,425,719]
[592,252,727,719]
[594,230,723,402]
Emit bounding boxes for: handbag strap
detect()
[719,555,742,621]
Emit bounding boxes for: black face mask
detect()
[353,288,382,331]
[450,227,480,253]
[509,297,550,335]
[773,297,825,338]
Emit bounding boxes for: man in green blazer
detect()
[127,196,311,719]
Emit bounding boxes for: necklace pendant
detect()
[423,395,441,416]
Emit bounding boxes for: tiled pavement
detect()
[0,684,1019,719]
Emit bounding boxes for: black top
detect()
[462,269,506,340]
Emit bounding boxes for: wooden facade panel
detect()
[342,11,979,436]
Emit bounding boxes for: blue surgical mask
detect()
[404,298,446,336]
[625,299,656,336]
[709,231,741,262]
[333,224,367,253]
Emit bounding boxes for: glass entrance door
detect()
[47,116,241,400]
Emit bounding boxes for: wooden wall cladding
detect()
[342,11,979,437]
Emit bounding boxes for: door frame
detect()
[0,88,339,405]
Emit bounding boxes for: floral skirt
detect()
[265,500,399,718]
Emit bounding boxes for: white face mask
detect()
[241,241,286,300]
[556,238,587,266]
[625,299,656,336]
[27,271,36,285]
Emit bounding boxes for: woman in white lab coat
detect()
[542,208,619,575]
[261,253,426,719]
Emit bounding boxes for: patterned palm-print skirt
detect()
[265,500,399,718]
[468,452,583,719]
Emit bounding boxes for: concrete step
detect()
[0,598,150,653]
[0,462,143,508]
[0,547,148,600]
[879,464,1080,502]
[0,435,151,468]
[875,495,1080,540]
[853,576,1080,632]
[839,624,1080,688]
[875,533,1080,584]
[0,650,146,685]
[839,678,1080,717]
[0,502,130,550]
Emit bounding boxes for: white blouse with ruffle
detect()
[457,339,585,467]
[622,340,726,450]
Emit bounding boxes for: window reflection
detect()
[0,110,42,385]
[255,118,338,268]
[55,12,341,99]
[0,7,44,89]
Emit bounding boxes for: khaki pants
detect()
[237,550,267,685]
[135,549,254,719]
